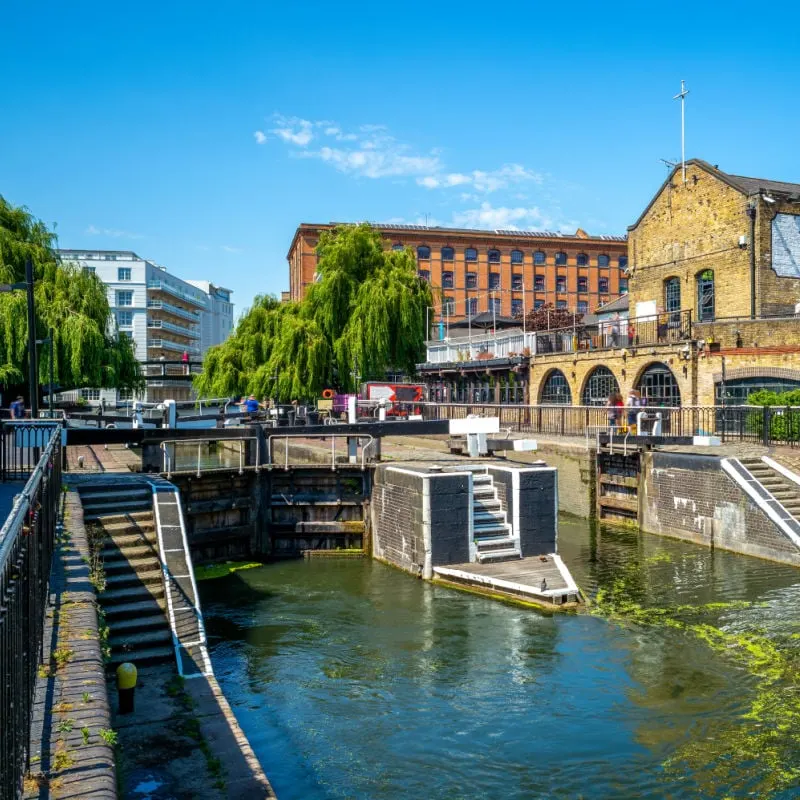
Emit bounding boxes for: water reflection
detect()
[201,517,800,800]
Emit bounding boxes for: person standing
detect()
[10,396,25,419]
[626,390,639,434]
[181,350,189,375]
[606,391,621,431]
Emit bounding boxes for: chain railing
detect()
[0,424,62,799]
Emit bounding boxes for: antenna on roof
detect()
[673,80,690,184]
[659,158,678,171]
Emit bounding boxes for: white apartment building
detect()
[58,249,234,404]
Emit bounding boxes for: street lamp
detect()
[36,329,55,418]
[0,257,38,418]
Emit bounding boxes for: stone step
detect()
[477,548,521,563]
[85,509,154,525]
[103,556,161,576]
[475,535,517,550]
[472,474,492,484]
[110,627,172,652]
[109,613,167,635]
[473,485,496,497]
[81,489,151,504]
[473,510,508,525]
[105,569,163,589]
[99,513,155,530]
[101,582,165,606]
[102,542,159,561]
[474,522,512,536]
[103,597,166,621]
[83,500,152,519]
[108,644,173,668]
[473,498,502,511]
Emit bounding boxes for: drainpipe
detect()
[747,200,757,319]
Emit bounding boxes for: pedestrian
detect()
[241,394,260,416]
[10,395,25,419]
[181,350,189,375]
[606,391,621,430]
[626,390,639,434]
[610,314,620,348]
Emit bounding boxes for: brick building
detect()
[287,223,628,322]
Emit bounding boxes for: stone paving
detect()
[65,444,140,474]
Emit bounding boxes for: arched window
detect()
[465,247,478,262]
[636,363,681,407]
[576,253,588,266]
[488,249,501,263]
[555,251,567,266]
[697,269,714,321]
[597,254,610,267]
[511,249,524,264]
[417,245,431,260]
[581,366,620,406]
[533,250,546,265]
[392,243,404,251]
[540,370,572,404]
[664,276,681,313]
[441,246,454,261]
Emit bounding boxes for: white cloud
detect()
[221,245,243,254]
[417,176,441,189]
[254,130,267,144]
[416,164,541,194]
[269,115,314,147]
[85,224,143,239]
[452,203,556,231]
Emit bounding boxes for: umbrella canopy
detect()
[449,312,520,331]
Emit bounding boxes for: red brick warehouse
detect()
[287,223,629,323]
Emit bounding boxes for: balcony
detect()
[147,280,207,308]
[146,299,200,322]
[147,318,198,340]
[148,338,201,355]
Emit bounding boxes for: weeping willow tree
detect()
[195,224,433,401]
[0,195,141,396]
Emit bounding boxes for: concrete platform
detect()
[433,553,581,607]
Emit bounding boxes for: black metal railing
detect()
[420,403,800,447]
[0,424,62,799]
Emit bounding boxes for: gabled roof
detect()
[628,159,800,231]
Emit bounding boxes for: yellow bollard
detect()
[116,662,138,714]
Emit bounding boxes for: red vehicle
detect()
[361,382,425,417]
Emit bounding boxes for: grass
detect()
[82,691,92,704]
[52,747,75,771]
[81,726,91,745]
[194,561,262,581]
[99,728,118,747]
[181,718,226,790]
[53,647,74,670]
[56,719,74,734]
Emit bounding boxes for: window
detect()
[118,267,132,281]
[103,254,117,261]
[83,266,96,275]
[716,376,800,405]
[534,299,545,310]
[443,297,455,315]
[417,246,431,260]
[467,297,478,317]
[465,247,478,262]
[533,250,546,265]
[442,271,454,288]
[597,254,610,267]
[489,297,501,314]
[392,243,404,251]
[577,253,588,267]
[577,300,588,314]
[577,276,588,292]
[619,278,629,294]
[118,310,133,327]
[489,273,501,290]
[511,273,523,290]
[598,277,609,293]
[511,299,523,317]
[636,362,681,406]
[118,388,134,401]
[466,272,477,289]
[511,249,523,264]
[556,300,567,309]
[697,269,714,321]
[116,290,133,307]
[556,275,567,293]
[618,255,628,269]
[582,366,620,406]
[441,246,454,261]
[540,370,572,404]
[555,252,567,266]
[418,270,430,283]
[488,249,501,263]
[119,331,132,341]
[534,274,545,291]
[81,389,100,401]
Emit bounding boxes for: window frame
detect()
[465,247,478,262]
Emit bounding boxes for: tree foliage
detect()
[517,302,579,332]
[195,224,433,401]
[0,195,141,394]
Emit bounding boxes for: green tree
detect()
[0,195,141,395]
[195,224,432,401]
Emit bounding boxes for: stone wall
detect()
[641,451,800,565]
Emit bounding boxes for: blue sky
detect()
[3,1,800,316]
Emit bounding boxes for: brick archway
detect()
[634,361,682,406]
[579,365,622,406]
[538,368,572,404]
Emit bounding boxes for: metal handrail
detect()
[267,433,376,471]
[160,436,260,478]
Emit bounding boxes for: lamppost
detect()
[0,257,38,417]
[36,329,55,418]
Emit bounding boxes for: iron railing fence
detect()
[419,403,800,447]
[0,424,62,799]
[1,422,63,482]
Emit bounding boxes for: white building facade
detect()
[57,250,234,404]
[186,280,235,354]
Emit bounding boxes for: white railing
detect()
[426,330,536,364]
[148,338,200,354]
[147,299,201,322]
[267,434,376,471]
[147,318,198,338]
[160,437,260,478]
[147,280,207,308]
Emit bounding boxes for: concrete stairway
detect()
[79,484,173,667]
[470,468,520,563]
[739,458,800,522]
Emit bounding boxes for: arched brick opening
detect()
[538,369,572,404]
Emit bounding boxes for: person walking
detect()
[10,395,25,419]
[181,350,189,375]
[606,391,622,431]
[610,314,620,348]
[626,390,639,434]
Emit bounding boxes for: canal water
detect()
[200,518,800,800]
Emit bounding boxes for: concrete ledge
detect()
[25,490,117,799]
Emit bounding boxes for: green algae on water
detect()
[194,561,262,581]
